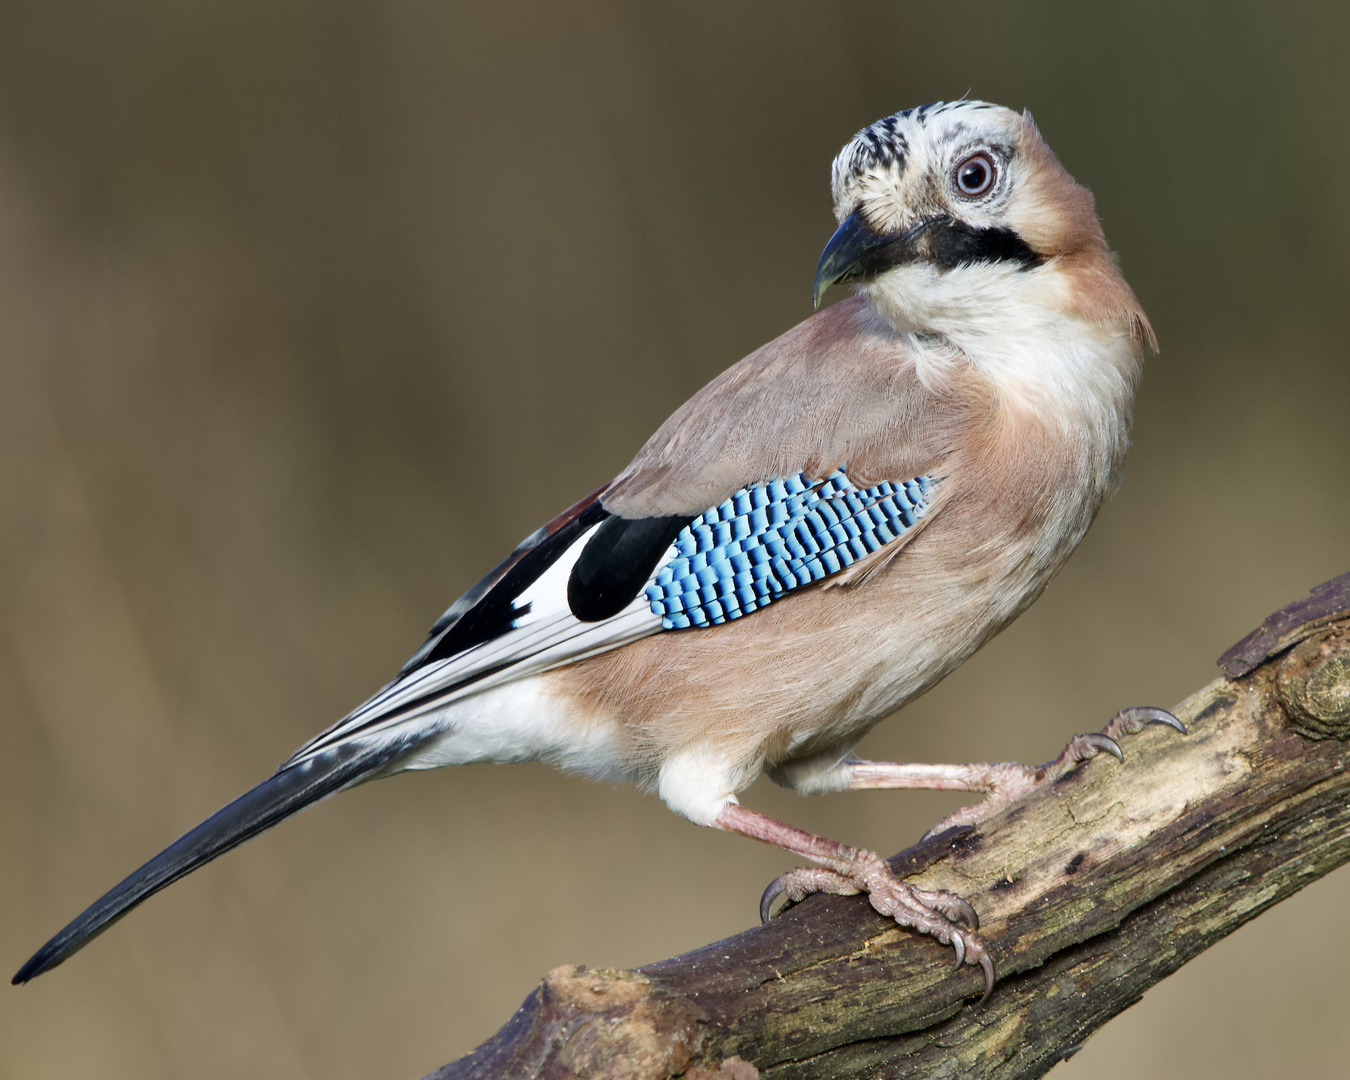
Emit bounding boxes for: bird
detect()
[13,100,1180,997]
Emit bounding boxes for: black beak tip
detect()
[811,252,837,310]
[812,209,875,310]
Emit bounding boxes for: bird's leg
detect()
[715,802,995,999]
[845,706,1186,836]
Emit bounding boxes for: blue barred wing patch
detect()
[646,469,935,629]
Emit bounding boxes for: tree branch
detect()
[428,573,1350,1080]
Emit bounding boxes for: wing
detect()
[285,465,941,765]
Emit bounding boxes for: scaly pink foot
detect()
[917,706,1186,836]
[717,804,995,1000]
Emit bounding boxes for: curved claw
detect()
[759,876,787,925]
[951,931,966,971]
[953,897,979,931]
[1080,732,1124,761]
[978,952,996,1003]
[1118,706,1187,734]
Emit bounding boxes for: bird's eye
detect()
[954,152,996,197]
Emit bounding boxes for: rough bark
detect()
[428,573,1350,1080]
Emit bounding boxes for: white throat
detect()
[861,260,1139,428]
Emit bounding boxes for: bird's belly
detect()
[543,552,1023,777]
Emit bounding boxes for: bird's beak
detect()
[812,211,945,308]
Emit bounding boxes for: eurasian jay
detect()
[14,101,1181,996]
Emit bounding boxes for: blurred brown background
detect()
[1,2,1347,1077]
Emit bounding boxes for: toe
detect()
[1109,705,1187,736]
[951,896,979,931]
[914,887,980,930]
[1080,732,1124,761]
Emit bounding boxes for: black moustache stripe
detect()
[926,221,1042,271]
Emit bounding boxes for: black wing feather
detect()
[400,489,610,675]
[567,513,693,622]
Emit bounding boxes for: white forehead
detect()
[829,101,1023,218]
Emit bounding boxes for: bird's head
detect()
[816,101,1153,352]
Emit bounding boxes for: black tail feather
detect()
[13,739,407,984]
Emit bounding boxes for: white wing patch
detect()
[284,521,666,765]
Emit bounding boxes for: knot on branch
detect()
[1278,626,1350,740]
[429,965,758,1080]
[540,966,704,1079]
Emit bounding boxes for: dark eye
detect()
[954,152,996,197]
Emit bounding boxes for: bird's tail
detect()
[12,737,414,984]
